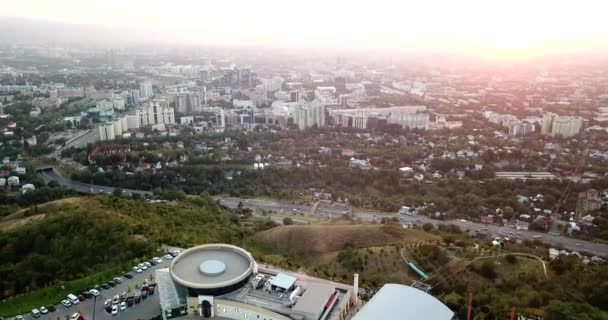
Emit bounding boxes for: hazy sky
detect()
[2,0,608,58]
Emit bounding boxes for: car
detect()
[112,295,120,304]
[124,273,134,279]
[137,263,145,268]
[15,316,24,320]
[135,268,143,273]
[46,305,56,312]
[119,301,127,311]
[164,254,173,260]
[153,257,163,264]
[77,294,86,301]
[100,283,111,290]
[576,243,582,246]
[61,300,72,308]
[89,289,100,296]
[39,307,48,314]
[108,280,117,287]
[104,299,112,307]
[113,277,123,284]
[31,309,41,318]
[82,291,93,299]
[133,266,140,272]
[111,305,118,316]
[148,285,155,295]
[126,296,134,307]
[69,313,83,320]
[144,261,151,267]
[142,290,148,299]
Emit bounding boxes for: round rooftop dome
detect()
[170,244,256,294]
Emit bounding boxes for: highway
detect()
[37,167,152,197]
[35,169,608,257]
[218,197,608,257]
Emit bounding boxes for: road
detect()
[37,168,152,197]
[34,168,608,257]
[218,197,608,257]
[17,257,172,320]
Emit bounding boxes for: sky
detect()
[2,0,608,59]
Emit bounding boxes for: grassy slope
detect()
[255,222,439,255]
[0,195,247,317]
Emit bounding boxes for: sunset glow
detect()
[2,0,608,58]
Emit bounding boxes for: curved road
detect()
[37,169,608,257]
[37,167,152,197]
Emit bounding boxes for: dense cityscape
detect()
[1,2,608,320]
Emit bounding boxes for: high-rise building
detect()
[335,77,347,94]
[294,100,325,130]
[509,121,535,136]
[139,80,154,99]
[173,93,202,114]
[550,116,583,138]
[541,112,557,135]
[138,101,175,126]
[98,123,115,141]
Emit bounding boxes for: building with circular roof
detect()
[169,243,257,296]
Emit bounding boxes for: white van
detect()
[67,293,80,304]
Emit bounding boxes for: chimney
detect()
[352,273,359,305]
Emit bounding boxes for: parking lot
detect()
[17,256,174,320]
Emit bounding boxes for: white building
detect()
[294,100,325,130]
[550,116,583,138]
[98,123,116,141]
[138,101,175,126]
[180,116,194,125]
[113,97,126,111]
[139,80,154,99]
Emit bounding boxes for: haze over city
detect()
[2,0,608,59]
[2,1,608,320]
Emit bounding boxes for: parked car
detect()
[143,261,152,268]
[153,257,163,264]
[108,280,117,287]
[111,305,118,316]
[126,296,134,307]
[113,277,123,284]
[124,273,134,279]
[39,307,48,314]
[77,294,86,301]
[135,268,143,273]
[100,283,111,290]
[119,302,127,311]
[67,293,80,305]
[89,289,100,296]
[69,313,84,320]
[112,295,119,304]
[142,290,148,299]
[30,309,40,318]
[82,291,93,299]
[14,316,24,320]
[104,299,112,307]
[61,300,72,308]
[46,305,56,312]
[163,254,173,260]
[134,292,141,304]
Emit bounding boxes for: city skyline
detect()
[2,0,608,60]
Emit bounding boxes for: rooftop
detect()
[352,284,454,320]
[170,244,254,289]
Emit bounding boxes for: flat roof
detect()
[293,283,335,317]
[269,273,297,290]
[352,284,454,320]
[170,244,254,289]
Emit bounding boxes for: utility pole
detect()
[467,293,472,320]
[92,295,97,320]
